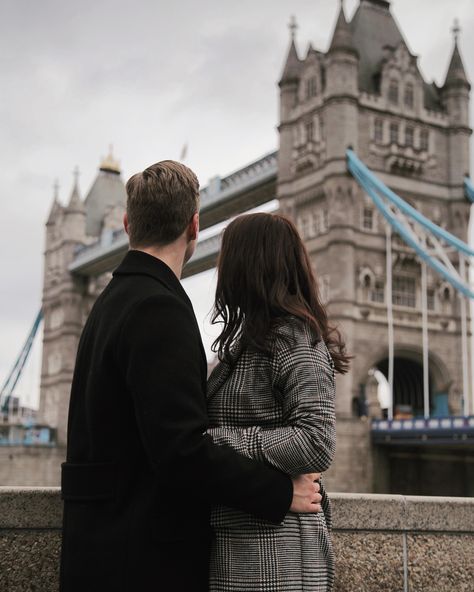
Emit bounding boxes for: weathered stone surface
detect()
[333,532,404,592]
[407,533,474,592]
[404,495,474,532]
[0,530,61,592]
[0,488,62,529]
[331,493,405,531]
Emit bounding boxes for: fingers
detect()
[304,472,322,482]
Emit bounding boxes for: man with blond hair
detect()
[60,160,321,592]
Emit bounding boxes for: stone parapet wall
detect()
[0,489,473,591]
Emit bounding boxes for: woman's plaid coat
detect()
[207,318,336,592]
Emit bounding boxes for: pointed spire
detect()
[67,166,84,212]
[279,16,301,85]
[46,179,61,225]
[328,1,358,56]
[444,20,470,89]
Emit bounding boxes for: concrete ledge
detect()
[331,492,474,532]
[1,489,473,592]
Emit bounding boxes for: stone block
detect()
[333,532,404,592]
[0,530,61,592]
[407,533,474,592]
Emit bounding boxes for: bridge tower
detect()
[277,0,472,492]
[39,151,126,445]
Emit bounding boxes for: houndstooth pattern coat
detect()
[207,318,336,592]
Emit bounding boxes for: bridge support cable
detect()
[459,255,471,416]
[347,150,474,418]
[385,224,394,421]
[421,259,430,419]
[0,309,43,416]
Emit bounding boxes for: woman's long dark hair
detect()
[211,212,350,374]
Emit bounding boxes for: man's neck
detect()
[135,243,186,280]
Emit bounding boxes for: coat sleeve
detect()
[116,293,293,523]
[207,323,336,477]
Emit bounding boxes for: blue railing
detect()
[372,415,474,445]
[0,425,56,447]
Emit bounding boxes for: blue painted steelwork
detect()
[347,150,474,299]
[465,176,474,204]
[0,424,56,446]
[0,309,43,415]
[348,150,474,257]
[372,416,474,446]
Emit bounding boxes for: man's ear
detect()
[188,212,199,241]
[123,213,129,235]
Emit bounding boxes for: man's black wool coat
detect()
[60,249,293,592]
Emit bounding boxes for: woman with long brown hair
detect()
[206,212,350,592]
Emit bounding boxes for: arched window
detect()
[305,77,317,99]
[420,129,429,151]
[305,120,314,143]
[363,207,374,230]
[374,118,384,143]
[388,80,399,105]
[404,82,414,109]
[390,122,399,144]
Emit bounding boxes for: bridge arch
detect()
[356,345,452,418]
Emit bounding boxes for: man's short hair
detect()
[125,160,200,248]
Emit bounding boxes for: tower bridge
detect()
[1,0,473,496]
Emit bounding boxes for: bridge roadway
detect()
[69,150,278,279]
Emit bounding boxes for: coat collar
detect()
[113,249,191,306]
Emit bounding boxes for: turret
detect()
[63,167,86,244]
[324,1,359,157]
[442,21,471,184]
[278,17,302,182]
[279,16,301,122]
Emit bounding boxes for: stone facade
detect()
[39,153,126,446]
[278,0,472,491]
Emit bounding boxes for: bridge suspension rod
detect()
[0,309,43,415]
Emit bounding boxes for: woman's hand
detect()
[290,473,322,513]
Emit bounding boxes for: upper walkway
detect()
[69,150,278,279]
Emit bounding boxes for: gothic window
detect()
[305,120,314,143]
[363,207,374,230]
[320,275,330,304]
[404,82,414,109]
[50,307,64,330]
[405,125,414,147]
[312,211,320,236]
[370,280,385,303]
[374,118,384,143]
[388,80,399,105]
[420,129,429,151]
[298,215,310,239]
[305,77,317,99]
[390,122,399,144]
[322,209,329,232]
[427,288,435,311]
[392,276,416,308]
[48,352,62,375]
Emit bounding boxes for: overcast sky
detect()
[1,0,473,409]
